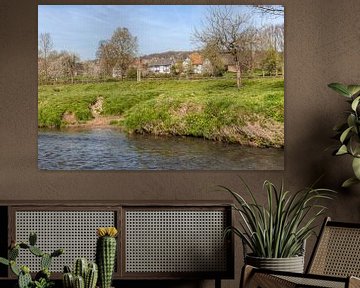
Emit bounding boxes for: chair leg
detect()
[240,265,255,288]
[215,278,221,288]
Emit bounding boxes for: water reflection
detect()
[38,128,284,170]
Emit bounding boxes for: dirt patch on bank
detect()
[64,97,123,129]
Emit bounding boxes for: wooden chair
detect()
[241,217,360,288]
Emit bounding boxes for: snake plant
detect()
[222,179,335,258]
[328,83,360,187]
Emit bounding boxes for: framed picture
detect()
[38,4,284,170]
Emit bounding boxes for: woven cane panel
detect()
[15,211,115,272]
[277,275,345,288]
[125,210,227,273]
[310,226,360,277]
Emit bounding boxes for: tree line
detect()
[38,6,284,88]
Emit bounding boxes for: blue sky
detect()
[38,5,284,60]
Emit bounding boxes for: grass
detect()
[38,77,284,147]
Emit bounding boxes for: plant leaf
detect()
[336,145,348,155]
[340,126,353,143]
[342,177,360,188]
[351,96,360,111]
[347,85,360,97]
[328,83,351,97]
[0,257,9,266]
[352,157,360,179]
[347,114,357,130]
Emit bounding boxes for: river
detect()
[38,128,284,170]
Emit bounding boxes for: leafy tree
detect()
[261,48,280,76]
[258,24,284,77]
[126,67,138,79]
[202,41,225,77]
[97,27,138,79]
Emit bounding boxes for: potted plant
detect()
[0,232,63,288]
[222,179,334,273]
[328,83,360,187]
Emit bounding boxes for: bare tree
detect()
[82,60,101,79]
[193,6,255,89]
[96,40,117,77]
[45,51,79,83]
[253,5,284,16]
[39,33,53,83]
[61,52,78,84]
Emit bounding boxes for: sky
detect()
[38,5,284,61]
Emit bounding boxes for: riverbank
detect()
[38,77,284,148]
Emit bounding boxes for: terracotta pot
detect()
[245,254,305,273]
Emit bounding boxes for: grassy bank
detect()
[38,77,284,147]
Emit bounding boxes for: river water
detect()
[38,128,284,170]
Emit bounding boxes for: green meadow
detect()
[38,77,284,148]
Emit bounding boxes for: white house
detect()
[148,58,174,74]
[182,52,211,74]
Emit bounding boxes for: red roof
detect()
[189,53,203,65]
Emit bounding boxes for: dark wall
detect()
[1,0,360,287]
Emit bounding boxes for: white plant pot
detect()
[245,254,305,273]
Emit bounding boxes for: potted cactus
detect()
[62,258,98,288]
[0,232,63,288]
[96,227,118,288]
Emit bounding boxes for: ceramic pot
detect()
[245,254,305,273]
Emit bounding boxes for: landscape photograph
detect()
[38,5,285,170]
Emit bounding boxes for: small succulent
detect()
[33,278,54,288]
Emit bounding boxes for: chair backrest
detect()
[307,217,360,277]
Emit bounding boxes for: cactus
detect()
[0,257,9,266]
[63,272,74,288]
[29,245,44,257]
[0,232,63,288]
[10,260,20,276]
[64,265,72,273]
[74,258,88,279]
[85,263,98,288]
[63,259,98,288]
[96,227,118,288]
[41,253,52,270]
[9,246,19,260]
[18,269,32,288]
[74,275,85,288]
[29,232,37,246]
[51,248,64,258]
[19,243,29,249]
[35,268,50,282]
